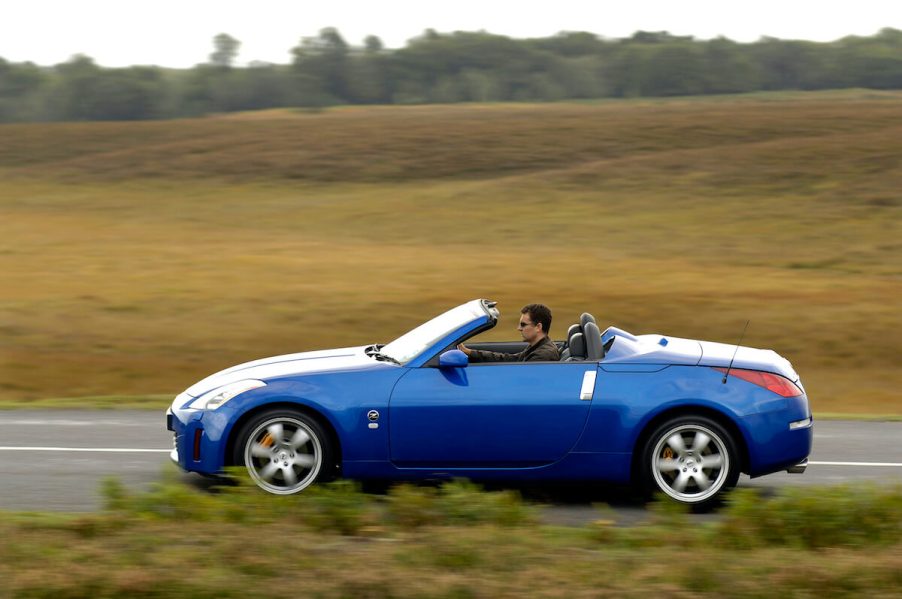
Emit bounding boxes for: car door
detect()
[388,362,597,468]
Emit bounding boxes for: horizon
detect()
[2,25,900,70]
[3,0,902,68]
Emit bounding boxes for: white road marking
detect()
[809,461,902,468]
[0,449,899,466]
[0,420,146,427]
[0,446,170,453]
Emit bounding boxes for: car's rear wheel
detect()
[640,415,739,509]
[233,410,333,495]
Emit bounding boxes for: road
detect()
[1,411,900,523]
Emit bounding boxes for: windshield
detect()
[381,301,488,364]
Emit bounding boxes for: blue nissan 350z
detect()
[167,299,812,508]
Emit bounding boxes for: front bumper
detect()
[166,408,177,463]
[166,405,229,475]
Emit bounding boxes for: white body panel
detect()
[184,345,373,398]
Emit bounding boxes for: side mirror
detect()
[438,349,468,369]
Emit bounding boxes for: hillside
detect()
[1,92,900,413]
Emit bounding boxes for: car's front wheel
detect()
[640,415,739,509]
[233,410,333,495]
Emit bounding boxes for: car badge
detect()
[367,410,380,422]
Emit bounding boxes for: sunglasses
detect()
[518,321,535,328]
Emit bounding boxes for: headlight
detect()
[187,380,266,410]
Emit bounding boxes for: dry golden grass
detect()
[1,92,900,412]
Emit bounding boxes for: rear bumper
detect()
[786,458,808,474]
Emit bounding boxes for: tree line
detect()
[2,27,902,121]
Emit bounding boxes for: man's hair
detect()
[521,303,552,335]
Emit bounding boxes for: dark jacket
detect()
[468,335,560,363]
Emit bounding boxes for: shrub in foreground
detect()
[715,484,902,549]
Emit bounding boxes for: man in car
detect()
[457,303,560,362]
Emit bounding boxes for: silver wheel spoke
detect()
[657,458,681,472]
[293,453,315,469]
[693,470,712,491]
[700,454,724,469]
[282,466,298,486]
[667,433,687,455]
[267,423,285,445]
[250,442,272,458]
[672,470,692,492]
[259,462,280,482]
[288,428,311,450]
[692,432,711,454]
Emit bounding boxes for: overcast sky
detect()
[4,0,902,68]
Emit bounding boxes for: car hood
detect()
[183,345,377,398]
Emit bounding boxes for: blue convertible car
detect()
[167,299,812,507]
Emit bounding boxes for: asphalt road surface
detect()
[0,411,900,524]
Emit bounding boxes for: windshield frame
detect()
[380,299,498,367]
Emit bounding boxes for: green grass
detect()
[0,394,170,410]
[2,475,902,596]
[1,92,899,414]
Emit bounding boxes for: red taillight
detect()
[713,367,803,397]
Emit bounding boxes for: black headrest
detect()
[568,332,586,359]
[580,313,596,329]
[566,323,581,345]
[584,321,603,360]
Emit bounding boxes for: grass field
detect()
[1,91,900,413]
[2,477,902,596]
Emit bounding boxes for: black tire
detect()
[232,409,334,495]
[640,415,739,510]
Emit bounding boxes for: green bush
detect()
[99,473,902,551]
[385,483,441,530]
[386,480,534,529]
[293,480,376,535]
[715,484,902,549]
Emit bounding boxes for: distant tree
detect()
[47,55,166,120]
[341,35,389,104]
[0,58,49,121]
[645,43,707,96]
[47,54,102,119]
[630,30,693,44]
[605,43,653,97]
[459,69,502,101]
[7,28,902,121]
[210,33,241,68]
[533,31,607,57]
[701,38,759,94]
[346,54,389,103]
[546,54,606,98]
[750,37,811,90]
[364,35,384,53]
[291,27,351,105]
[239,63,296,109]
[833,30,902,89]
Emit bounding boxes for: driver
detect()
[457,303,560,362]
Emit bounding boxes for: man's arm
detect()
[457,343,519,363]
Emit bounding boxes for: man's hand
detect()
[456,343,472,356]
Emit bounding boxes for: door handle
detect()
[579,370,597,400]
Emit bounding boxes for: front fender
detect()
[217,369,405,471]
